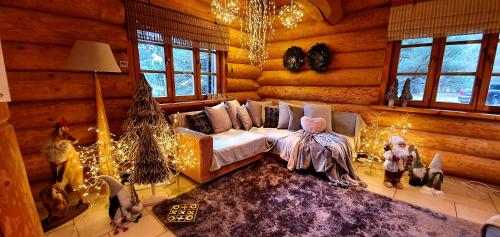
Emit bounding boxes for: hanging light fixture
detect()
[278,0,304,29]
[211,0,239,24]
[242,0,276,69]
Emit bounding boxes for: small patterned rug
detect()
[153,158,480,237]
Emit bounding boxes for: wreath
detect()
[282,46,305,72]
[307,43,330,72]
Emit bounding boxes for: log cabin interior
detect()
[1,0,500,236]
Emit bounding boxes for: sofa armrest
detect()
[176,127,213,183]
[332,112,366,152]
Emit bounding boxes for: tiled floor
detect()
[43,161,499,237]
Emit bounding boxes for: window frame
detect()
[132,37,223,103]
[385,33,499,113]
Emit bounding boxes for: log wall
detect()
[257,0,500,185]
[0,0,134,196]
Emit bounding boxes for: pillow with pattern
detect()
[186,112,214,134]
[264,106,279,128]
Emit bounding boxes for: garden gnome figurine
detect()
[426,154,444,194]
[385,80,399,106]
[400,79,413,107]
[408,145,427,186]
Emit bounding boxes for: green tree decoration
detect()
[385,80,399,106]
[400,79,413,107]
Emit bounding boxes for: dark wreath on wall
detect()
[307,43,330,72]
[282,46,305,72]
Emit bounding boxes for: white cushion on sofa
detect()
[249,127,295,155]
[210,129,268,171]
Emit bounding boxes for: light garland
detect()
[211,0,239,24]
[278,0,304,29]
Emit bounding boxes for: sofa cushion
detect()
[301,116,326,134]
[263,106,279,128]
[277,101,290,129]
[225,99,241,129]
[186,112,213,134]
[237,106,252,131]
[288,105,304,131]
[304,103,332,132]
[205,102,232,133]
[210,129,268,171]
[169,110,202,129]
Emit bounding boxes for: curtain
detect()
[388,0,500,41]
[125,0,230,51]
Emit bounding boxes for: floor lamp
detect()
[66,40,121,179]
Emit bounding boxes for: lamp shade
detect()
[0,40,11,102]
[66,40,121,73]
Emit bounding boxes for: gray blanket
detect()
[281,131,365,187]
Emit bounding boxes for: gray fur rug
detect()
[153,158,479,237]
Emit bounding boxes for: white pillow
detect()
[224,100,241,129]
[277,101,290,129]
[205,102,232,133]
[303,103,332,132]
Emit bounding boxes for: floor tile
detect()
[365,183,396,198]
[455,202,497,225]
[111,213,167,237]
[394,188,457,217]
[73,201,114,237]
[156,230,177,237]
[46,224,78,237]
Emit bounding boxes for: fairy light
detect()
[278,0,304,29]
[211,0,239,24]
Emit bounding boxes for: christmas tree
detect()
[400,79,413,106]
[385,80,399,106]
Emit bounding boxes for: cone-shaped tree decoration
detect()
[132,125,168,184]
[400,79,413,107]
[385,80,399,106]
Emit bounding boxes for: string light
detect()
[211,0,239,24]
[278,0,304,29]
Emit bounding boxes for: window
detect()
[387,33,500,113]
[135,34,222,102]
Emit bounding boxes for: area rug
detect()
[153,158,480,237]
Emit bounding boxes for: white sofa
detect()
[170,110,366,184]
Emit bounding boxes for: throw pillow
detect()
[303,103,332,132]
[288,105,304,131]
[263,106,279,128]
[260,101,273,122]
[277,101,290,129]
[245,100,263,127]
[186,112,214,134]
[301,116,326,134]
[205,102,232,133]
[224,99,241,129]
[237,106,253,131]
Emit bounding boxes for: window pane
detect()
[435,76,475,104]
[396,75,426,101]
[486,76,500,106]
[402,38,433,45]
[173,48,194,72]
[143,73,167,97]
[446,34,483,42]
[174,74,195,96]
[138,43,165,71]
[493,44,500,72]
[201,75,217,95]
[441,44,481,72]
[397,46,432,73]
[200,51,217,73]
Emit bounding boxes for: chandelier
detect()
[211,0,239,24]
[278,0,304,29]
[211,0,304,69]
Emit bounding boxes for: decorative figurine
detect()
[382,136,414,189]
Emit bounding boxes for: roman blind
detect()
[388,0,500,41]
[125,0,230,51]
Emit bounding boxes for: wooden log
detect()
[272,7,389,42]
[364,111,500,141]
[0,6,128,50]
[258,86,379,105]
[0,103,44,236]
[22,153,51,183]
[262,98,372,114]
[229,28,246,48]
[418,147,500,185]
[226,91,261,103]
[227,63,262,79]
[8,99,131,130]
[258,68,382,87]
[268,27,387,59]
[0,0,125,25]
[3,41,128,71]
[263,50,385,70]
[8,71,133,102]
[227,46,250,64]
[342,0,390,14]
[227,78,260,92]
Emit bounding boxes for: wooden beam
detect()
[299,0,343,25]
[341,0,390,14]
[227,63,262,79]
[258,86,379,105]
[227,78,260,92]
[226,91,261,103]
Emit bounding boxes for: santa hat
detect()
[412,150,425,168]
[98,175,124,197]
[429,153,442,171]
[389,136,406,146]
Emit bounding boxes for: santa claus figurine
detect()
[383,136,414,189]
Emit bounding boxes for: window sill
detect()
[370,105,500,121]
[159,99,227,111]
